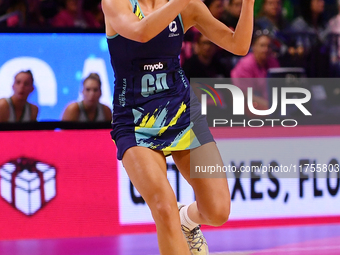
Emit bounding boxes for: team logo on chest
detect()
[169,21,179,37]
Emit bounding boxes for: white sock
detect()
[180,204,199,231]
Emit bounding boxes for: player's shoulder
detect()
[0,98,9,109]
[29,103,39,121]
[29,103,39,113]
[101,103,111,111]
[0,98,10,122]
[62,102,81,121]
[66,102,80,112]
[102,104,113,121]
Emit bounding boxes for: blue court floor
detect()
[1,223,340,255]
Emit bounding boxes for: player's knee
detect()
[150,199,177,225]
[205,203,230,226]
[211,208,230,226]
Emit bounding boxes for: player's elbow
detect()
[237,50,249,56]
[132,26,152,43]
[229,41,250,56]
[137,33,152,43]
[138,35,151,43]
[233,47,249,56]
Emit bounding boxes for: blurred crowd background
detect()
[0,0,104,29]
[1,0,340,78]
[1,0,340,123]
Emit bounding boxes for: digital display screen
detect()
[0,33,115,121]
[0,126,339,240]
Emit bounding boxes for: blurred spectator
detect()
[327,0,340,33]
[0,0,9,16]
[255,0,296,22]
[40,0,59,24]
[221,0,242,30]
[62,73,112,122]
[182,33,231,80]
[26,0,46,27]
[255,0,290,61]
[3,0,46,27]
[290,0,327,38]
[231,30,280,110]
[183,1,237,76]
[183,31,231,120]
[255,0,289,33]
[83,1,104,29]
[51,0,101,28]
[0,1,9,27]
[204,0,225,21]
[0,70,38,122]
[289,0,330,76]
[279,33,309,68]
[5,0,25,27]
[326,0,340,76]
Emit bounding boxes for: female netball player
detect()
[102,0,254,254]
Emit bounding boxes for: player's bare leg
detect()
[173,142,230,225]
[172,142,231,254]
[122,147,191,255]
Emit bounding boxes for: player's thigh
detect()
[122,146,177,211]
[171,142,230,211]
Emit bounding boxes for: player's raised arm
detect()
[183,0,254,56]
[102,0,191,43]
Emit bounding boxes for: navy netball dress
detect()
[107,0,214,160]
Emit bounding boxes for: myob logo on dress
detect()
[140,61,167,72]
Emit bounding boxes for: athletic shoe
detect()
[178,203,210,255]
